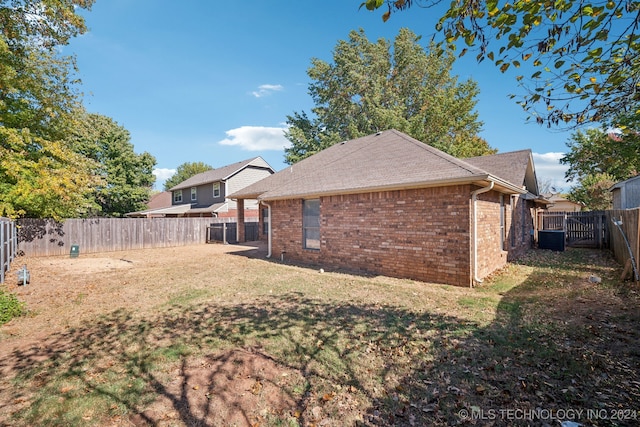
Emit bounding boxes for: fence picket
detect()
[17,218,216,257]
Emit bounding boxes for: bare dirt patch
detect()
[1,244,258,347]
[131,348,303,427]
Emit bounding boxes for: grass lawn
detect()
[0,243,638,426]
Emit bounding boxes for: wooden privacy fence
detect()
[536,211,608,249]
[607,209,640,281]
[1,217,18,283]
[18,218,216,257]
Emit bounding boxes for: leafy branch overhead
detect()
[1,0,156,219]
[363,0,640,127]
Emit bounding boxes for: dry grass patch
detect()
[0,244,638,426]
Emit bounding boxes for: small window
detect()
[262,207,269,235]
[173,190,182,203]
[303,199,320,250]
[191,187,197,201]
[511,195,516,247]
[213,182,221,198]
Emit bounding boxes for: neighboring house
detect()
[147,191,172,210]
[230,130,546,287]
[611,175,640,209]
[540,193,583,212]
[127,157,274,218]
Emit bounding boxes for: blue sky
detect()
[65,0,576,192]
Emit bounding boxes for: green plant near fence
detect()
[0,288,24,325]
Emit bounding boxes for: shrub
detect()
[0,288,25,325]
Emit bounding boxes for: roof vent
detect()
[375,131,382,136]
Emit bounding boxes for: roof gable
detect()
[169,157,274,191]
[465,149,539,195]
[231,130,525,200]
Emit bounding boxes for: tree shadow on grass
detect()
[0,293,479,426]
[377,248,640,426]
[0,249,638,426]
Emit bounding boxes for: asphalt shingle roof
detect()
[169,157,273,191]
[464,150,532,189]
[231,130,526,201]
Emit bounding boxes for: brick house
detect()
[231,130,544,287]
[127,157,274,218]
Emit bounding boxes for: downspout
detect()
[261,200,272,258]
[471,181,494,286]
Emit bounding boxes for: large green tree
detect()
[561,126,640,183]
[0,0,94,49]
[363,0,640,127]
[163,162,213,191]
[0,0,98,219]
[67,111,157,217]
[285,28,494,164]
[560,118,640,209]
[0,126,101,219]
[1,0,94,136]
[567,172,615,210]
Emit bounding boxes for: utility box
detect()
[70,244,80,258]
[538,230,565,251]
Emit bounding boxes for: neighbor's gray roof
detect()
[465,149,539,195]
[169,157,274,191]
[125,202,227,217]
[610,174,640,190]
[230,130,526,201]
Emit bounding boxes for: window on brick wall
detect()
[511,195,516,247]
[262,207,269,235]
[303,199,320,250]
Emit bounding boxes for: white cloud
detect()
[252,84,284,98]
[152,168,176,190]
[532,152,574,192]
[218,126,291,151]
[153,168,176,181]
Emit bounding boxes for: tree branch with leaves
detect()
[363,0,640,127]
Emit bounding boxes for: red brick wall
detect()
[269,186,474,286]
[506,196,535,260]
[474,191,509,280]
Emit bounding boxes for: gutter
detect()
[471,181,494,286]
[261,201,272,258]
[255,174,524,203]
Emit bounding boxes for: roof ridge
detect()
[388,129,489,177]
[465,148,532,161]
[169,156,271,190]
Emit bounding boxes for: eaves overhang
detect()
[252,174,525,202]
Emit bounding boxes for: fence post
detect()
[636,209,640,283]
[10,219,16,264]
[0,218,16,284]
[1,221,4,284]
